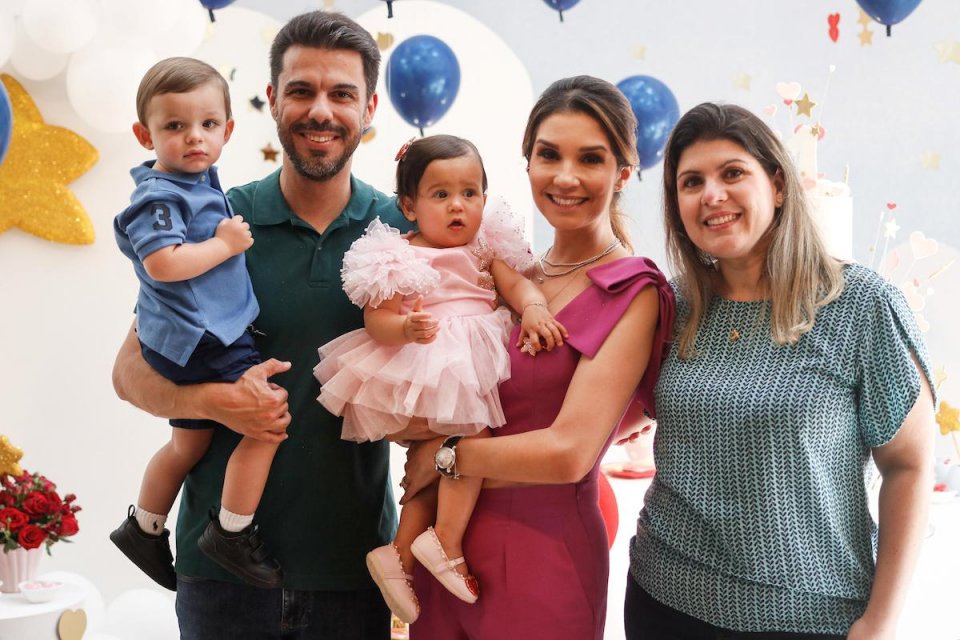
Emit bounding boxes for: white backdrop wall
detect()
[1,1,958,638]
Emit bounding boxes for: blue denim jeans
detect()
[176,575,390,639]
[624,574,846,640]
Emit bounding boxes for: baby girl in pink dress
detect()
[313,135,566,624]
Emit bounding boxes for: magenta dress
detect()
[411,256,674,640]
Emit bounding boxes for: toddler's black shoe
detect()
[109,505,177,591]
[197,511,282,589]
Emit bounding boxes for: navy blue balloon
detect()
[541,0,581,21]
[198,0,236,21]
[386,35,460,134]
[855,0,922,35]
[616,75,679,171]
[0,82,12,168]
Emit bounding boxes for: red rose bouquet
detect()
[0,470,80,553]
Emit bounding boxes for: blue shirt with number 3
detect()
[114,160,259,367]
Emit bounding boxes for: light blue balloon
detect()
[0,82,12,167]
[616,75,680,171]
[386,35,460,134]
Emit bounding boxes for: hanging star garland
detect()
[0,435,23,477]
[857,9,873,28]
[859,28,874,46]
[0,75,98,244]
[794,92,816,117]
[260,143,279,162]
[249,95,265,112]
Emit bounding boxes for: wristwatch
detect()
[434,436,463,479]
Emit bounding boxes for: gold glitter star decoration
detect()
[376,32,395,51]
[631,45,647,60]
[734,73,752,91]
[857,9,873,27]
[0,75,98,244]
[794,92,816,117]
[933,366,948,392]
[261,143,279,162]
[920,152,941,170]
[859,27,874,46]
[937,401,960,436]
[0,435,24,477]
[935,40,960,64]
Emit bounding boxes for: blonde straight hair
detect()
[662,103,843,359]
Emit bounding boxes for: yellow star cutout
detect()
[631,45,647,60]
[857,9,873,27]
[261,143,279,162]
[883,217,900,239]
[935,40,960,64]
[0,74,98,244]
[937,401,960,436]
[0,435,23,477]
[734,73,752,91]
[920,152,941,170]
[376,32,395,51]
[794,92,816,117]
[859,27,874,46]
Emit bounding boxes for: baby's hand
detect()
[517,302,568,356]
[216,215,254,255]
[404,296,438,344]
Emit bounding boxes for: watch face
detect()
[435,447,455,469]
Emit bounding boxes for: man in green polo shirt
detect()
[112,11,412,639]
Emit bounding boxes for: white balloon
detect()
[21,0,98,54]
[0,10,15,68]
[97,0,181,41]
[67,41,157,133]
[152,0,208,59]
[36,570,106,632]
[9,20,69,80]
[104,588,178,640]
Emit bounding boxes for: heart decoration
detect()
[828,13,840,42]
[886,202,897,210]
[885,249,900,272]
[909,230,939,260]
[900,282,926,312]
[762,104,777,117]
[58,609,87,640]
[776,81,802,102]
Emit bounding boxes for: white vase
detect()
[0,547,43,593]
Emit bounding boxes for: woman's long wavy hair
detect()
[662,103,843,358]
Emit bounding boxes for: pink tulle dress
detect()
[314,205,534,442]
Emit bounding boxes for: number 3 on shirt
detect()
[152,204,172,231]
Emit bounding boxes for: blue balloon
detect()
[0,82,12,167]
[386,35,460,134]
[198,0,236,21]
[616,75,679,171]
[855,0,922,35]
[541,0,581,21]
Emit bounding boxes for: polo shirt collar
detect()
[130,160,219,188]
[248,170,381,227]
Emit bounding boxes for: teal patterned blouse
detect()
[629,263,933,634]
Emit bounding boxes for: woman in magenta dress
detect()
[401,76,675,639]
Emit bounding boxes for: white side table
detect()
[0,583,85,640]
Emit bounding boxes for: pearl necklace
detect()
[535,240,621,283]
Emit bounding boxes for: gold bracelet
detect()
[522,301,547,312]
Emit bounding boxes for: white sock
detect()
[135,507,167,535]
[219,507,254,533]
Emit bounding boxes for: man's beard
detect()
[277,119,361,182]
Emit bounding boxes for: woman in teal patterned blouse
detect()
[627,103,935,640]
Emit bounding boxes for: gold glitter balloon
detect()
[0,435,23,477]
[0,74,98,245]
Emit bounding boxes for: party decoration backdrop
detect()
[0,75,97,244]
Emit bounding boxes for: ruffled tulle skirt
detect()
[314,307,513,442]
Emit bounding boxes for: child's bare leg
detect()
[394,480,437,574]
[433,429,489,577]
[138,428,213,516]
[220,436,280,521]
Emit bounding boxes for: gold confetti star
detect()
[935,40,960,64]
[376,32,394,51]
[261,143,279,162]
[938,401,960,435]
[883,218,900,239]
[323,0,336,8]
[631,45,647,60]
[794,92,816,117]
[734,73,752,91]
[859,27,874,46]
[933,366,948,391]
[920,152,941,170]
[0,74,98,244]
[0,435,23,476]
[857,9,873,27]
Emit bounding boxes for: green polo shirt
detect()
[175,169,412,590]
